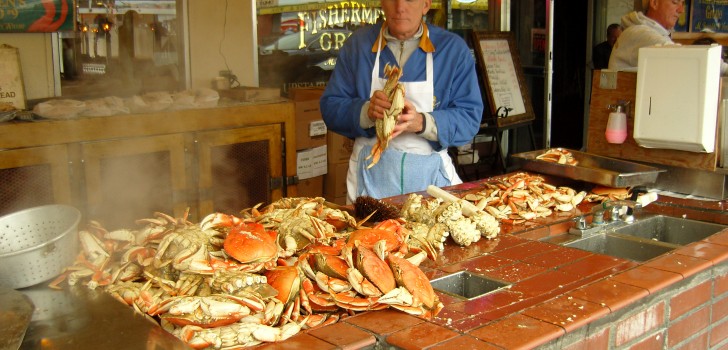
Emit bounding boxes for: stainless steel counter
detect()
[17,283,190,350]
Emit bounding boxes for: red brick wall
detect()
[556,264,728,349]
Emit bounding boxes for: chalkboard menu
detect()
[471,31,534,128]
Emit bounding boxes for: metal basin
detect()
[430,271,510,300]
[564,234,678,262]
[545,214,727,262]
[611,215,727,246]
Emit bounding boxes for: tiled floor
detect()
[255,177,728,349]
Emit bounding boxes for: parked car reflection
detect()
[258,29,351,88]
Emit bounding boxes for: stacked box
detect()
[324,132,353,205]
[288,87,354,204]
[294,101,327,151]
[291,88,328,198]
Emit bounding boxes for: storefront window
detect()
[60,0,182,98]
[256,0,488,95]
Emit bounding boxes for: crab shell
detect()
[149,295,260,328]
[387,254,438,311]
[590,185,629,197]
[354,245,396,294]
[223,222,278,266]
[347,222,406,254]
[264,266,301,305]
[314,253,349,280]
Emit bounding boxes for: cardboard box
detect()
[296,175,324,198]
[327,195,348,206]
[295,100,328,150]
[288,86,325,101]
[217,86,282,102]
[327,131,354,164]
[296,145,327,180]
[324,161,349,199]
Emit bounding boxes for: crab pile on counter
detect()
[49,174,614,348]
[51,197,462,349]
[535,148,579,165]
[462,172,590,225]
[399,173,589,230]
[399,192,501,247]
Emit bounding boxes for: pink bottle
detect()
[605,105,627,144]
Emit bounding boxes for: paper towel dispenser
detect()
[634,45,721,153]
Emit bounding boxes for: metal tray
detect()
[0,287,33,350]
[512,149,665,188]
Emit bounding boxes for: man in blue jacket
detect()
[320,0,483,203]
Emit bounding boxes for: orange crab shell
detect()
[314,253,349,280]
[355,245,396,294]
[223,222,278,265]
[387,254,438,311]
[264,266,301,305]
[347,228,404,253]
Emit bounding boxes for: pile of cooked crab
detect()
[50,174,629,349]
[50,197,468,348]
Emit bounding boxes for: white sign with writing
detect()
[309,120,327,137]
[480,39,525,116]
[296,145,328,179]
[0,44,25,110]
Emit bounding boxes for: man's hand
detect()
[391,101,425,138]
[368,90,392,121]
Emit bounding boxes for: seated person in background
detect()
[610,0,728,75]
[692,36,717,45]
[593,23,622,69]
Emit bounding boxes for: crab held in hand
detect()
[367,63,405,169]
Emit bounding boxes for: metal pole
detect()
[446,0,452,30]
[544,0,554,148]
[500,0,510,31]
[583,0,595,150]
[488,0,499,31]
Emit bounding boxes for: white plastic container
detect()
[633,45,721,153]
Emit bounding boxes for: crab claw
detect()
[200,212,242,231]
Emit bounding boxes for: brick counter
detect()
[253,176,728,350]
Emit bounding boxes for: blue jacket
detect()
[320,22,483,151]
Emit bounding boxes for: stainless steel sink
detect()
[563,233,678,262]
[430,271,510,300]
[544,214,727,262]
[611,215,727,245]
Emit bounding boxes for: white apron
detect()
[345,28,461,203]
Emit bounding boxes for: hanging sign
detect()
[1,0,74,33]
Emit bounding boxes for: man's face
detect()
[607,28,622,46]
[381,0,431,40]
[649,0,685,30]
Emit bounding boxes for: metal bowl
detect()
[0,205,81,289]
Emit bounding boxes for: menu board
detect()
[471,31,534,128]
[479,39,527,116]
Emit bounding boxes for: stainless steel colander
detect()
[0,205,81,289]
